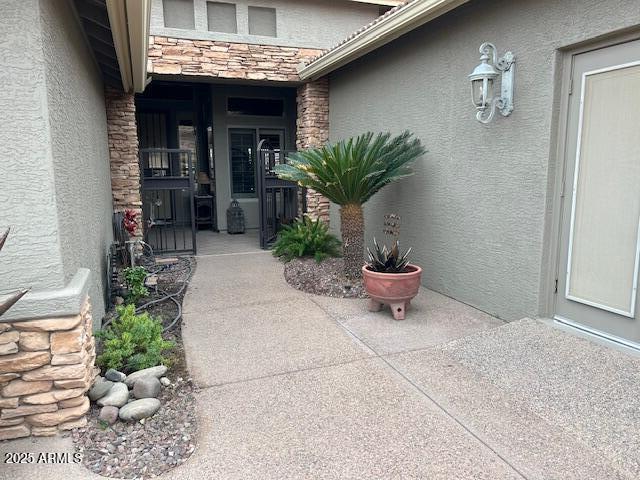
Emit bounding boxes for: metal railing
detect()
[256,147,301,248]
[139,149,197,255]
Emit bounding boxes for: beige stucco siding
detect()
[328,0,640,320]
[39,0,114,318]
[0,0,66,293]
[0,0,113,319]
[151,0,381,49]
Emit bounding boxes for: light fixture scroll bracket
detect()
[497,50,515,117]
[470,43,515,123]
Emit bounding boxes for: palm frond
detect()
[274,131,426,206]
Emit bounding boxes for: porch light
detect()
[468,42,515,124]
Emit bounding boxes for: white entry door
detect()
[555,39,640,347]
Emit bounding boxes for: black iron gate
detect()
[140,148,197,255]
[257,145,301,248]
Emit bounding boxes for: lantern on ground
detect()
[226,199,245,234]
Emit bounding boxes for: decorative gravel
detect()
[72,374,198,478]
[73,256,198,478]
[283,257,367,298]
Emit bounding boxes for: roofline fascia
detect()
[106,0,151,93]
[298,0,468,81]
[125,0,152,93]
[346,0,404,6]
[105,0,132,92]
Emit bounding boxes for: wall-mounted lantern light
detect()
[468,42,515,124]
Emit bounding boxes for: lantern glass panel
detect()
[471,76,494,109]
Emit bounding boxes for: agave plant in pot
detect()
[363,237,422,320]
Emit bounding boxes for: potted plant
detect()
[363,238,422,320]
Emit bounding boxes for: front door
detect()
[555,39,640,347]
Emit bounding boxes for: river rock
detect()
[118,398,161,421]
[133,376,161,399]
[88,379,113,401]
[98,406,119,425]
[160,377,171,387]
[96,382,129,407]
[124,366,167,387]
[105,369,126,382]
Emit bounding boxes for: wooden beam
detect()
[80,18,114,45]
[103,71,124,87]
[75,1,111,30]
[100,63,123,80]
[87,35,117,58]
[94,50,120,70]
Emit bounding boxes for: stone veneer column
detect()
[105,86,143,238]
[296,77,330,225]
[0,297,97,439]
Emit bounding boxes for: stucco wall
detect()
[328,0,640,320]
[150,0,380,49]
[0,0,112,319]
[0,0,66,292]
[39,0,113,318]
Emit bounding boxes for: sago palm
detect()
[274,131,425,279]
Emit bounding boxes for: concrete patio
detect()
[2,251,640,479]
[195,229,261,256]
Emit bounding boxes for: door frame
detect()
[542,29,640,344]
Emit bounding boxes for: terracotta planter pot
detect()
[362,264,422,320]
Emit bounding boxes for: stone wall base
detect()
[0,296,97,440]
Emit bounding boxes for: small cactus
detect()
[0,228,29,317]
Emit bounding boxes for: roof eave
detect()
[106,0,151,93]
[346,0,404,6]
[298,0,469,81]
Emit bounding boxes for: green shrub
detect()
[122,266,149,303]
[96,304,174,373]
[272,216,341,262]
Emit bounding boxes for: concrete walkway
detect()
[196,229,261,256]
[3,252,640,479]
